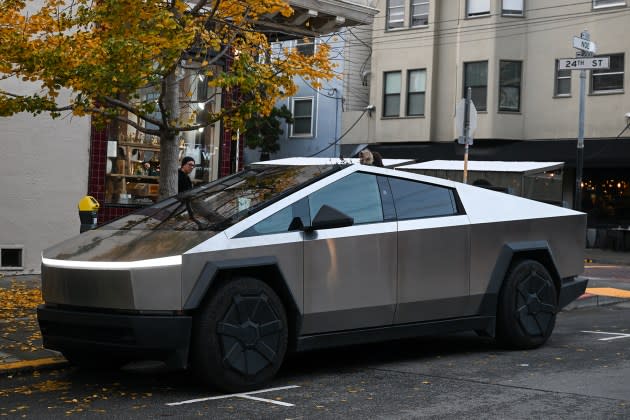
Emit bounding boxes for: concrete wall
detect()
[0,80,90,274]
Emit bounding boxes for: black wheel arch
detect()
[184,257,302,351]
[479,241,562,321]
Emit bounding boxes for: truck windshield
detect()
[102,164,340,231]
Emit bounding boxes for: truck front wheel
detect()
[191,276,288,392]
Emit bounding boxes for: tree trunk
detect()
[158,71,180,199]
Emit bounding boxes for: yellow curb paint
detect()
[585,287,630,299]
[0,357,67,372]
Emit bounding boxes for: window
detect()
[467,0,490,17]
[555,60,571,96]
[411,0,429,26]
[464,61,488,111]
[593,0,626,8]
[407,69,426,116]
[291,97,314,136]
[383,71,401,117]
[499,60,522,112]
[592,53,624,93]
[502,0,524,16]
[239,198,310,237]
[296,37,315,56]
[388,178,459,219]
[309,172,384,225]
[387,0,405,29]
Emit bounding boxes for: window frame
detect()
[406,69,427,116]
[296,37,316,56]
[463,61,488,112]
[592,0,626,9]
[386,0,405,30]
[498,60,522,113]
[554,59,572,97]
[411,0,430,27]
[502,0,524,16]
[591,53,625,94]
[383,71,402,117]
[467,0,491,17]
[290,97,315,137]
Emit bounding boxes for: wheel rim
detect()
[216,292,283,376]
[514,268,556,336]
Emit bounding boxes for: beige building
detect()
[342,0,630,228]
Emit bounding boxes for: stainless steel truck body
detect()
[38,163,587,391]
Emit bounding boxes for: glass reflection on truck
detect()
[102,165,337,231]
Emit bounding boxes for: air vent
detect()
[1,246,23,269]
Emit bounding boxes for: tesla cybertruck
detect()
[38,163,587,391]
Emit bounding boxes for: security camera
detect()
[625,112,630,120]
[365,105,375,111]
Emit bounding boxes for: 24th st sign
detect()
[559,56,610,70]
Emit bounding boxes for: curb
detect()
[563,293,628,311]
[0,356,69,375]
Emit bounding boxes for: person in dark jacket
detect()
[178,156,195,192]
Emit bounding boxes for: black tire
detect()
[191,277,288,392]
[496,259,558,349]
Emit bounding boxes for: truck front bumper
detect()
[37,305,192,369]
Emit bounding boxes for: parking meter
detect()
[78,195,100,233]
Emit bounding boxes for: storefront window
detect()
[103,67,221,206]
[582,169,630,226]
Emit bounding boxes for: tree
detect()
[244,104,293,160]
[0,0,334,198]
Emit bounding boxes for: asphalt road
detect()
[1,302,629,419]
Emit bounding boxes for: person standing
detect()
[178,156,195,192]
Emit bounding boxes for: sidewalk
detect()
[0,274,67,374]
[1,248,630,375]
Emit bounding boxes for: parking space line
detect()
[581,330,630,341]
[167,385,300,407]
[237,394,296,406]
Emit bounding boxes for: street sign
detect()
[455,98,477,137]
[559,57,610,70]
[573,36,596,53]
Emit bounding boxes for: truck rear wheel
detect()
[191,276,288,392]
[496,259,558,349]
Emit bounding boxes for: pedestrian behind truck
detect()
[358,149,384,167]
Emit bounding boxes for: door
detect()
[386,176,472,323]
[301,172,398,334]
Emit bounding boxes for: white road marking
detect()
[581,331,630,341]
[167,385,300,407]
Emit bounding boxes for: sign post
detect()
[560,31,609,210]
[455,88,476,184]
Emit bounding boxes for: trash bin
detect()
[78,195,100,233]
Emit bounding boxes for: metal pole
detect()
[574,69,585,210]
[574,30,590,211]
[463,87,472,184]
[235,128,240,172]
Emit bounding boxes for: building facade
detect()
[341,0,630,228]
[0,84,90,273]
[244,33,347,164]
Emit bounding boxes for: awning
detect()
[368,138,630,169]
